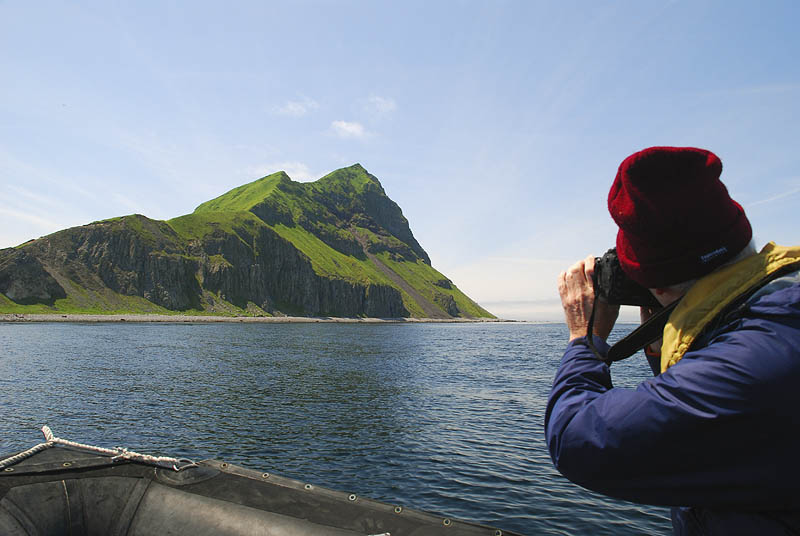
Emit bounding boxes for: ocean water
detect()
[0,321,670,535]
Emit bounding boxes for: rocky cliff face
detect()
[0,248,66,305]
[0,165,493,318]
[192,222,406,316]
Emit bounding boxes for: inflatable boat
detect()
[0,427,520,535]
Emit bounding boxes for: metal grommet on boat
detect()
[3,468,13,472]
[304,484,313,490]
[393,506,403,514]
[62,462,72,467]
[494,531,503,536]
[348,494,357,502]
[442,518,451,527]
[261,472,270,479]
[220,462,228,469]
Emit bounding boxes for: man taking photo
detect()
[545,146,800,534]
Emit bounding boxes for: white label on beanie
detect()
[700,247,728,264]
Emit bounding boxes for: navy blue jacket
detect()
[545,272,800,534]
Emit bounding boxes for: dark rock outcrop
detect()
[433,293,460,317]
[0,248,66,305]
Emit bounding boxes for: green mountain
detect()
[0,164,493,319]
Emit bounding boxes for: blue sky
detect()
[2,1,799,320]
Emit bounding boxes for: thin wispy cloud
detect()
[0,148,90,195]
[0,207,62,231]
[365,95,397,115]
[331,120,368,139]
[481,298,562,306]
[6,184,62,208]
[488,256,573,266]
[113,193,144,214]
[444,255,565,304]
[111,128,186,184]
[0,148,102,213]
[698,83,800,98]
[748,185,800,208]
[273,98,319,117]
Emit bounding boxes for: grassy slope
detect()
[0,295,268,316]
[376,253,494,318]
[168,210,265,243]
[0,282,175,315]
[194,172,286,212]
[270,224,382,283]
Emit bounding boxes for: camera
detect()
[593,248,660,307]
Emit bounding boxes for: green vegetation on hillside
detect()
[194,172,288,212]
[168,211,265,243]
[271,224,384,283]
[376,253,493,318]
[1,164,494,319]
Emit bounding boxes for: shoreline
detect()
[1,313,518,324]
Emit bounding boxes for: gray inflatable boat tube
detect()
[0,444,520,536]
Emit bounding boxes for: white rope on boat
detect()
[0,438,55,470]
[0,426,197,472]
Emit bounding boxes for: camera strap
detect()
[606,301,678,362]
[584,299,679,365]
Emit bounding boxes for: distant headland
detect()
[1,314,511,323]
[0,165,494,320]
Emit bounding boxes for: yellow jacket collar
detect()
[661,242,800,373]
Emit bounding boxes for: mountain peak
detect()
[194,171,290,213]
[313,163,383,194]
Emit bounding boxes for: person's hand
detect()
[558,255,619,342]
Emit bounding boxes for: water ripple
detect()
[0,322,669,535]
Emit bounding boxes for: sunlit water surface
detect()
[0,322,670,535]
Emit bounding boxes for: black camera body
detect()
[593,248,660,307]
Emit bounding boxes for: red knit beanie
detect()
[608,147,752,288]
